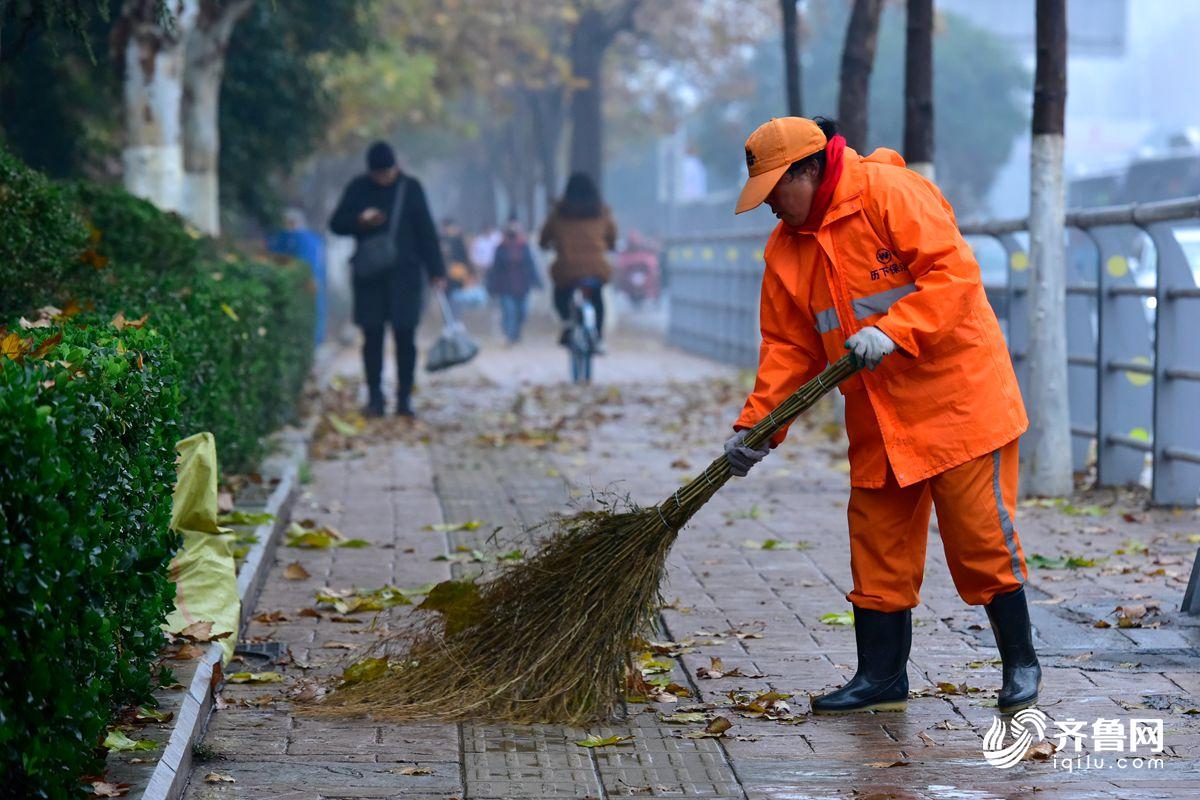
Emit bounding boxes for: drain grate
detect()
[235,641,286,663]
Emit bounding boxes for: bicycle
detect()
[565,279,602,384]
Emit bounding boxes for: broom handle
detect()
[740,354,860,451]
[659,355,860,518]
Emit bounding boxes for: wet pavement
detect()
[182,309,1200,799]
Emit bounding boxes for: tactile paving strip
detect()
[431,445,746,799]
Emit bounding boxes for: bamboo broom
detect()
[307,355,860,724]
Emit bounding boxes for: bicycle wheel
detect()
[581,347,593,383]
[570,345,587,384]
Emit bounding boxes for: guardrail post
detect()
[1148,221,1200,506]
[1066,228,1098,471]
[1090,225,1155,487]
[665,238,765,369]
[996,232,1030,393]
[737,243,763,368]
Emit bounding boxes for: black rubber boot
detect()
[811,607,911,714]
[363,387,385,418]
[986,586,1042,714]
[396,386,415,418]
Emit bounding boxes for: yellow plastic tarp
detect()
[163,432,240,663]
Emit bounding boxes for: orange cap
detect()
[735,117,827,215]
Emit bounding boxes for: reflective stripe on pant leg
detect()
[992,449,1024,585]
[928,441,1025,605]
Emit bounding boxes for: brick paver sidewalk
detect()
[183,319,1200,800]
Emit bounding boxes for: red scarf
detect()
[799,134,846,232]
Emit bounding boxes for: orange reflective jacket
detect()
[735,147,1028,489]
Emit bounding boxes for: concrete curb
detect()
[141,438,303,800]
[136,341,341,800]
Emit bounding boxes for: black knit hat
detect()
[366,141,396,170]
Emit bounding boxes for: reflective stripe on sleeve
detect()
[851,283,917,319]
[814,307,840,334]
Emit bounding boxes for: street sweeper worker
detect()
[724,116,1040,716]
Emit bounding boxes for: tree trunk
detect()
[781,0,802,117]
[529,87,565,206]
[837,0,883,151]
[121,0,200,214]
[181,0,254,235]
[1024,0,1070,496]
[567,12,605,185]
[903,0,934,180]
[566,0,640,187]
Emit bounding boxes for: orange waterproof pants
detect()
[846,438,1027,612]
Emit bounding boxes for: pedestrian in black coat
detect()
[328,141,446,417]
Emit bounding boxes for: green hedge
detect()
[0,323,182,797]
[0,150,314,794]
[0,148,89,319]
[66,183,316,471]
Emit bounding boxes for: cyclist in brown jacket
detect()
[539,172,617,346]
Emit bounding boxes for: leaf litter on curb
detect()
[636,654,674,676]
[681,716,733,739]
[128,706,172,724]
[285,521,369,549]
[728,690,794,720]
[434,545,524,564]
[696,656,766,680]
[226,672,283,684]
[424,520,485,532]
[637,638,694,656]
[340,657,391,687]
[314,585,419,614]
[327,413,362,437]
[175,620,231,643]
[103,730,157,752]
[1112,602,1165,629]
[1026,553,1103,569]
[218,510,275,526]
[575,734,635,748]
[283,562,311,580]
[820,610,855,626]
[89,780,131,797]
[742,539,811,551]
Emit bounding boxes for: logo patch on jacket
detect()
[870,249,909,281]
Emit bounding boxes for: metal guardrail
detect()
[664,195,1200,508]
[663,233,769,369]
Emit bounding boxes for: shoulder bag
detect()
[350,177,406,281]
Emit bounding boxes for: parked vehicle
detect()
[614,230,661,307]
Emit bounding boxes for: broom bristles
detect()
[304,357,857,724]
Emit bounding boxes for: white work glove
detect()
[844,326,896,371]
[724,429,770,478]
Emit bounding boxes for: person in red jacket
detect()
[725,116,1039,715]
[486,218,543,345]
